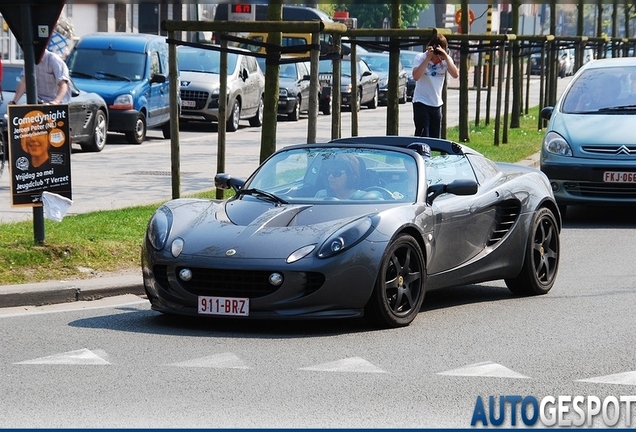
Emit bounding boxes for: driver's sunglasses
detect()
[327,169,347,178]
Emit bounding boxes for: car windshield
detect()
[360,55,390,72]
[245,147,419,203]
[561,66,636,113]
[67,49,146,81]
[177,48,239,74]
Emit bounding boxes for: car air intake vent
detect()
[487,200,521,246]
[166,267,325,299]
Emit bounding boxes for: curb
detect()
[0,272,145,308]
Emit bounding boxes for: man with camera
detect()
[411,32,459,138]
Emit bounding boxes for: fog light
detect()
[550,182,560,192]
[269,272,283,286]
[179,268,193,281]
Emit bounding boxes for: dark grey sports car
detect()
[142,136,561,328]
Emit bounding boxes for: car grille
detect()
[153,265,324,299]
[564,182,636,199]
[582,145,636,156]
[487,200,521,246]
[180,90,209,109]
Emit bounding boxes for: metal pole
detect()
[21,5,45,244]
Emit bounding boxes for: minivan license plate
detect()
[198,296,249,316]
[603,171,636,183]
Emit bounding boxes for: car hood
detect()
[179,70,222,87]
[553,112,636,146]
[72,77,145,102]
[163,198,384,259]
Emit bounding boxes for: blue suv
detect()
[66,33,173,144]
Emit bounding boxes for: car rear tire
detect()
[80,109,107,152]
[505,207,560,296]
[367,87,378,109]
[365,234,425,328]
[227,98,240,132]
[125,113,146,144]
[288,96,300,121]
[249,96,263,127]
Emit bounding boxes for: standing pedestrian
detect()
[9,49,71,105]
[411,32,459,138]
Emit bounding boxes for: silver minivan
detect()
[178,46,265,131]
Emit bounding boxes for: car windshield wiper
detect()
[96,71,132,81]
[597,105,636,112]
[70,70,97,79]
[236,188,289,205]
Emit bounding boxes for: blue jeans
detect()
[413,102,442,138]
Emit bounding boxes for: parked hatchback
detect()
[257,57,312,121]
[66,33,173,144]
[540,57,636,217]
[178,45,264,132]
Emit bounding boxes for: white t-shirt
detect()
[412,52,453,107]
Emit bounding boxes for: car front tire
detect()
[505,207,560,296]
[81,109,107,152]
[365,234,425,328]
[288,96,300,121]
[125,113,146,144]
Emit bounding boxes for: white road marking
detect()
[299,356,386,373]
[437,361,530,379]
[15,348,111,365]
[168,352,250,369]
[577,371,636,385]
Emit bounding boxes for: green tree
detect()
[318,3,428,28]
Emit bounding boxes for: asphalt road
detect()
[0,205,634,428]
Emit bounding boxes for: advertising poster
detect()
[7,105,72,207]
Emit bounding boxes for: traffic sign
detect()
[0,2,64,63]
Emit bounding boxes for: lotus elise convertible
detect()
[142,136,561,328]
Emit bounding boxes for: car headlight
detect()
[343,83,352,93]
[379,77,389,88]
[212,87,220,96]
[317,216,375,259]
[279,88,289,97]
[543,131,573,157]
[111,94,133,110]
[147,206,173,251]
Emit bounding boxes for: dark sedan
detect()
[1,64,108,152]
[142,135,561,328]
[257,58,312,121]
[318,58,380,111]
[399,49,420,101]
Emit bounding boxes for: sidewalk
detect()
[0,153,541,310]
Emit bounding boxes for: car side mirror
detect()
[214,173,245,193]
[427,179,478,205]
[151,73,167,84]
[540,106,554,120]
[241,68,249,81]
